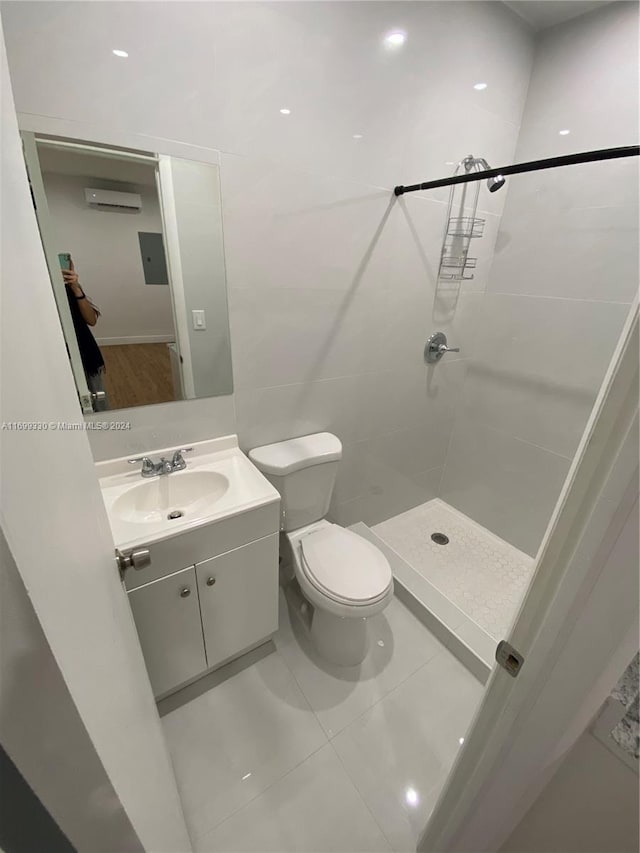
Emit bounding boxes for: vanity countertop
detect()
[96,435,280,550]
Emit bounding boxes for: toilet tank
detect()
[248,433,342,532]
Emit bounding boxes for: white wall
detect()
[0,26,192,851]
[0,530,143,853]
[217,0,534,525]
[440,1,639,554]
[0,1,534,502]
[85,392,237,461]
[501,727,639,853]
[169,158,234,398]
[42,170,175,343]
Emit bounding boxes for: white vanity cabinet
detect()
[99,438,282,700]
[125,510,280,699]
[128,566,207,697]
[196,534,279,670]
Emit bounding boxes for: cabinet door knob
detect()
[206,576,216,586]
[180,587,191,598]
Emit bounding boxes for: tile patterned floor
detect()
[373,499,534,639]
[162,592,484,852]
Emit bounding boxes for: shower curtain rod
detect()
[393,145,640,196]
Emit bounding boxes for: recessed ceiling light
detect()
[279,108,291,115]
[459,737,465,745]
[353,134,364,139]
[384,31,407,47]
[474,82,487,90]
[559,129,570,135]
[112,49,129,58]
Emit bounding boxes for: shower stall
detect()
[351,140,639,678]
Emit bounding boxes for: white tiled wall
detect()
[209,2,533,525]
[0,1,534,512]
[440,1,639,555]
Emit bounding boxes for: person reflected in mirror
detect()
[61,258,110,412]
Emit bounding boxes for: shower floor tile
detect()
[373,499,534,640]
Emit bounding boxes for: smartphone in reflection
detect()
[57,252,71,270]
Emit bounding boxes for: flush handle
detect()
[180,587,191,598]
[206,577,216,586]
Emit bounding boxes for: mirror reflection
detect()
[24,136,233,413]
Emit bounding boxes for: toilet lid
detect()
[300,526,392,605]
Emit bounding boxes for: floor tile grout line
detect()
[191,736,332,847]
[270,617,336,739]
[188,606,463,848]
[325,642,445,742]
[325,640,478,852]
[326,738,397,852]
[272,599,403,741]
[185,643,331,846]
[275,594,445,742]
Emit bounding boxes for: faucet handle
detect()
[128,456,154,475]
[171,447,193,467]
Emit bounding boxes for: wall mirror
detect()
[21,133,233,414]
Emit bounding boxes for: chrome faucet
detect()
[128,448,193,478]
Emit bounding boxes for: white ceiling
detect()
[36,145,157,187]
[504,1,615,30]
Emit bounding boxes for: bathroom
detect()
[0,1,638,852]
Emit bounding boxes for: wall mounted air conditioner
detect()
[84,188,142,211]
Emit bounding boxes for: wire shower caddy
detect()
[437,156,486,282]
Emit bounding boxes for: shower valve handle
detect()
[425,332,460,364]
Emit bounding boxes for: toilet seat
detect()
[300,525,393,606]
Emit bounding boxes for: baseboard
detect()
[156,639,276,716]
[97,335,176,346]
[349,522,493,684]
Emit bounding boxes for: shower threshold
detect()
[351,499,534,681]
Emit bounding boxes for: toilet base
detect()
[310,606,369,666]
[283,578,370,666]
[283,520,393,668]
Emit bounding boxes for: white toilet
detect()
[249,432,393,666]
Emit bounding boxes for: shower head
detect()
[487,174,506,192]
[473,157,506,192]
[463,156,506,192]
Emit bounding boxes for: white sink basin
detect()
[112,470,230,524]
[96,436,281,549]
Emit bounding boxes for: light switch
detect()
[192,309,206,330]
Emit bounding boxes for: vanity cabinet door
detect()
[196,534,279,670]
[128,566,207,697]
